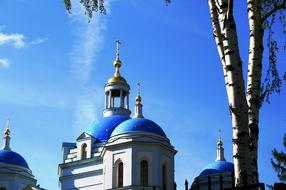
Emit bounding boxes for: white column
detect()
[109,90,112,108]
[126,95,129,109]
[105,93,108,109]
[120,90,124,108]
[111,97,114,108]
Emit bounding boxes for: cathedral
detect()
[0,42,234,190]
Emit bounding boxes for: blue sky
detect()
[0,0,285,189]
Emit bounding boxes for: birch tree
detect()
[63,0,286,187]
[208,0,286,186]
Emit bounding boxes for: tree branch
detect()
[209,0,226,65]
[262,0,286,22]
[227,0,233,20]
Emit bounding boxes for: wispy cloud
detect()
[0,33,25,48]
[73,87,104,134]
[0,29,47,68]
[68,0,112,133]
[0,58,10,68]
[69,0,110,83]
[0,30,47,49]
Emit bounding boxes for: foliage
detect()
[271,134,286,182]
[261,0,286,104]
[63,0,171,19]
[64,0,106,18]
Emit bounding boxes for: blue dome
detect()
[199,161,234,176]
[0,149,29,169]
[84,115,130,142]
[111,118,167,138]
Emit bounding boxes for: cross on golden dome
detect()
[114,39,122,69]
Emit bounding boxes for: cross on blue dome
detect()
[0,120,30,169]
[198,132,234,176]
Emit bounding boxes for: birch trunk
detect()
[208,0,254,186]
[246,0,263,185]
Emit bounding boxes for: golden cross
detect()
[218,129,221,140]
[116,39,121,58]
[6,118,10,130]
[137,82,141,96]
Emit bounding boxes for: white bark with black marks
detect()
[208,0,253,186]
[246,0,264,185]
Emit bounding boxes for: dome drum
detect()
[105,89,129,98]
[103,107,131,117]
[104,83,130,93]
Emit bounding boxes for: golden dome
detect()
[107,39,128,85]
[107,73,127,84]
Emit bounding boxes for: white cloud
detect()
[69,0,110,83]
[0,58,10,68]
[0,33,25,48]
[67,0,112,134]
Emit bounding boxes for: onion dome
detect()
[0,150,29,168]
[111,85,167,138]
[107,40,128,85]
[84,115,130,142]
[199,131,234,176]
[103,40,131,117]
[199,161,234,176]
[111,117,167,138]
[0,119,29,169]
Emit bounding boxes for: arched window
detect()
[118,162,124,187]
[140,160,148,186]
[162,164,167,190]
[81,143,87,160]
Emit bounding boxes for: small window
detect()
[140,160,148,186]
[118,162,124,187]
[162,164,167,190]
[81,143,87,159]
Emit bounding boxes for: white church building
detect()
[58,42,177,190]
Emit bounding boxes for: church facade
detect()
[58,43,176,190]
